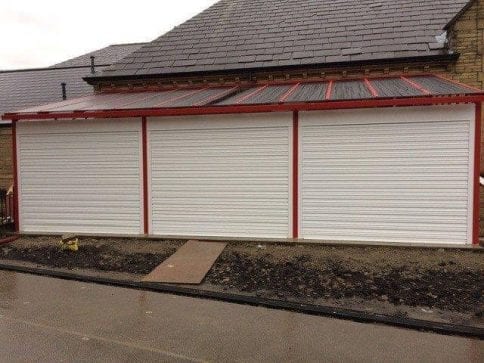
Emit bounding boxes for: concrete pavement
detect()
[0,270,482,363]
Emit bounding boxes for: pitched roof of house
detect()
[96,0,470,79]
[0,43,145,121]
[51,43,146,67]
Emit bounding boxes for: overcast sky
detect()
[0,0,219,70]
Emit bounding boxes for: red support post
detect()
[292,111,299,239]
[141,117,149,235]
[473,102,482,245]
[11,120,19,232]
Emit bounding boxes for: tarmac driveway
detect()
[0,271,482,363]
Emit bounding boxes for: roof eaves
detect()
[83,54,460,85]
[444,0,476,30]
[0,65,111,74]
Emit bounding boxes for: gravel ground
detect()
[0,236,482,325]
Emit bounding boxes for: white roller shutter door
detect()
[17,119,142,234]
[148,113,292,238]
[299,105,475,244]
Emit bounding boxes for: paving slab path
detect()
[0,270,482,363]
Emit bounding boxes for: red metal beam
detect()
[292,111,299,239]
[279,83,300,103]
[400,76,431,95]
[235,85,268,104]
[193,86,239,106]
[4,95,484,121]
[473,102,482,245]
[325,81,333,100]
[154,87,210,107]
[11,120,19,233]
[141,116,149,235]
[364,78,379,97]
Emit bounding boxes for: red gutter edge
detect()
[0,236,19,245]
[141,117,149,235]
[400,76,431,95]
[11,120,19,233]
[325,81,333,100]
[279,83,301,103]
[434,74,484,93]
[364,78,379,97]
[4,95,484,121]
[292,111,299,239]
[235,85,268,104]
[472,102,482,245]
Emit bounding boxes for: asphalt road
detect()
[0,270,482,362]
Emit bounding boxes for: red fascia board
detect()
[4,95,484,121]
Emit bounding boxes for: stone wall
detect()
[447,0,483,89]
[0,126,13,190]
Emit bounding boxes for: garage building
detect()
[3,0,484,245]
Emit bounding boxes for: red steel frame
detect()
[292,111,299,239]
[473,102,482,245]
[6,95,483,122]
[141,116,149,235]
[6,95,484,245]
[11,120,19,232]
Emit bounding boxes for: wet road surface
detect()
[0,270,482,362]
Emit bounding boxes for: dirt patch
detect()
[0,236,482,326]
[0,236,183,274]
[205,249,482,314]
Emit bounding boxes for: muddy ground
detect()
[0,236,482,326]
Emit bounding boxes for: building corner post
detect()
[473,102,482,245]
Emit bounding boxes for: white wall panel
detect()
[17,118,142,234]
[148,113,292,238]
[300,105,475,244]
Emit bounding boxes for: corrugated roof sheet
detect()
[6,75,482,117]
[0,43,146,119]
[96,0,470,79]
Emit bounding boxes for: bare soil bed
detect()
[1,236,482,326]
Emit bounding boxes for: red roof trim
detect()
[235,85,268,104]
[400,76,431,95]
[279,82,300,103]
[325,81,333,100]
[193,86,239,106]
[364,78,379,97]
[154,86,210,107]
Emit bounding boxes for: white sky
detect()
[0,0,219,70]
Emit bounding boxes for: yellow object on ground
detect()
[59,238,79,252]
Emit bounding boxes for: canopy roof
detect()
[3,75,483,121]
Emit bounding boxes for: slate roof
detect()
[0,66,106,118]
[97,0,470,79]
[51,43,146,67]
[0,43,145,122]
